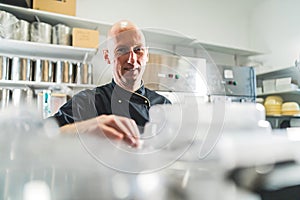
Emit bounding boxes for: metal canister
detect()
[0,88,11,109]
[0,56,9,80]
[48,61,54,82]
[13,19,30,41]
[62,61,69,83]
[11,57,32,81]
[67,61,73,83]
[87,63,93,84]
[52,24,72,46]
[76,62,89,84]
[0,10,18,39]
[30,22,52,44]
[34,59,51,82]
[55,61,63,84]
[12,88,27,107]
[55,60,70,83]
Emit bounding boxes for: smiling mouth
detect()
[124,66,139,71]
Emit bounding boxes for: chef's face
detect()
[106,29,148,89]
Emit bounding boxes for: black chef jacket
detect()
[52,80,171,130]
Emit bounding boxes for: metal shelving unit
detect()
[256,65,300,129]
[0,3,264,58]
[0,38,97,62]
[0,80,96,90]
[256,65,300,96]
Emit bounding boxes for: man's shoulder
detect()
[144,88,171,104]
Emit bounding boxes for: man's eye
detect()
[116,47,128,55]
[133,47,144,54]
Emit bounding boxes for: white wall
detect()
[249,0,300,72]
[76,0,255,50]
[76,0,265,84]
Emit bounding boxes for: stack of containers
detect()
[264,95,283,116]
[281,102,300,115]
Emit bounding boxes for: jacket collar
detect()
[111,79,145,96]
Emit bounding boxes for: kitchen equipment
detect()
[143,54,206,93]
[143,54,256,103]
[87,63,93,84]
[0,55,9,80]
[34,59,52,82]
[0,88,11,109]
[30,21,52,43]
[0,10,18,39]
[12,88,27,107]
[55,60,70,83]
[75,62,89,84]
[52,24,72,45]
[13,19,30,41]
[206,64,256,102]
[11,57,32,81]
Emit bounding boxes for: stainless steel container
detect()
[76,62,89,84]
[34,59,53,82]
[11,57,32,81]
[0,88,11,109]
[30,22,52,44]
[48,61,54,82]
[52,24,72,46]
[0,10,18,39]
[87,63,93,84]
[67,61,73,83]
[0,56,9,80]
[55,61,63,84]
[55,61,70,83]
[12,88,27,107]
[13,19,30,41]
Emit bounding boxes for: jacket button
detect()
[118,100,122,103]
[144,100,148,104]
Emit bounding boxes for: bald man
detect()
[52,20,171,147]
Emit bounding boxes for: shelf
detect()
[0,39,97,62]
[143,28,264,56]
[256,65,300,77]
[266,115,300,118]
[0,3,111,31]
[0,80,96,90]
[0,3,265,58]
[257,89,300,96]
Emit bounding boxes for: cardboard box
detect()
[33,0,76,16]
[72,28,99,49]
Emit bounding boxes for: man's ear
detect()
[145,47,149,62]
[103,49,111,64]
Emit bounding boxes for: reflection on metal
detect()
[143,53,207,95]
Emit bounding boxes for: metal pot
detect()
[0,10,18,39]
[0,88,11,109]
[0,56,9,80]
[30,22,52,44]
[55,61,71,83]
[11,57,32,81]
[34,59,52,82]
[13,19,30,41]
[75,62,90,84]
[52,24,72,46]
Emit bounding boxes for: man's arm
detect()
[59,114,140,147]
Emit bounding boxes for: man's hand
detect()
[60,115,140,147]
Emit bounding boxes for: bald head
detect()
[108,20,139,38]
[106,20,147,53]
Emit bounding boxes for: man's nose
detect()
[128,49,137,64]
